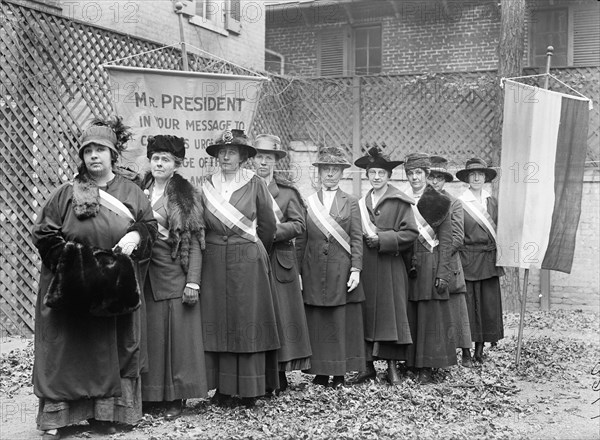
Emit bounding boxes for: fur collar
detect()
[417,185,451,228]
[72,169,100,219]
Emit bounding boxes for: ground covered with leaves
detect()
[2,310,598,439]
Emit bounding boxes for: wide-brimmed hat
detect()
[354,145,403,171]
[146,135,186,160]
[456,157,497,183]
[312,146,351,169]
[79,125,118,158]
[206,129,257,158]
[254,134,287,160]
[404,152,431,171]
[429,155,454,182]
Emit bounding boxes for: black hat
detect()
[354,145,403,171]
[456,157,497,183]
[404,152,431,171]
[312,146,351,169]
[146,135,186,160]
[254,134,287,159]
[206,129,257,158]
[429,155,454,182]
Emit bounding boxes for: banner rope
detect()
[104,43,182,65]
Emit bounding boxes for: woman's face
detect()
[218,146,242,173]
[426,172,446,192]
[367,167,390,191]
[407,168,427,192]
[83,144,112,177]
[150,152,177,181]
[319,165,342,189]
[468,171,486,191]
[255,152,277,178]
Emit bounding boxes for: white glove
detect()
[113,231,141,256]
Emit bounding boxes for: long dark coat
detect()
[200,173,280,353]
[296,189,364,306]
[361,185,418,343]
[267,179,312,365]
[32,175,156,402]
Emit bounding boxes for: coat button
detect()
[222,236,228,241]
[375,210,380,216]
[323,249,328,255]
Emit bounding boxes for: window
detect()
[317,25,382,76]
[180,0,241,36]
[529,5,600,67]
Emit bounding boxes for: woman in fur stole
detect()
[402,153,458,384]
[139,135,207,418]
[32,117,157,439]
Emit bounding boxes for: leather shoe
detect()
[387,360,402,385]
[87,419,116,435]
[211,390,232,407]
[351,362,376,384]
[312,375,329,387]
[278,371,289,393]
[240,397,256,408]
[417,368,434,385]
[164,400,182,419]
[461,349,473,368]
[474,342,484,363]
[330,376,345,388]
[42,430,60,440]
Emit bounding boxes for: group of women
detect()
[32,120,504,439]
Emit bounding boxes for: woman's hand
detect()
[182,285,199,305]
[365,234,379,249]
[113,231,141,256]
[347,271,360,292]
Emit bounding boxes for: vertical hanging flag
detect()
[104,65,267,186]
[496,79,589,273]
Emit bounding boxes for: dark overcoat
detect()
[361,185,418,342]
[296,189,364,306]
[32,175,156,401]
[442,190,467,294]
[201,173,280,353]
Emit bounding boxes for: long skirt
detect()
[448,293,473,349]
[205,351,279,398]
[304,303,366,376]
[366,341,408,361]
[37,378,141,430]
[405,300,458,369]
[465,277,504,343]
[141,283,208,401]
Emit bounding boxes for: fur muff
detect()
[141,172,204,272]
[44,241,140,316]
[72,168,100,219]
[417,185,451,228]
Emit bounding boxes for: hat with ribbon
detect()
[146,135,186,160]
[312,146,351,169]
[404,152,431,171]
[206,129,257,158]
[456,157,497,183]
[428,155,454,182]
[254,134,287,160]
[79,125,118,158]
[354,145,403,171]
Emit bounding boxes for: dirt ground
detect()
[1,311,599,440]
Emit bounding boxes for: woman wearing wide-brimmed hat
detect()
[456,158,504,363]
[403,153,458,384]
[139,135,207,418]
[296,146,366,389]
[253,134,312,394]
[350,146,418,385]
[32,117,157,439]
[201,129,279,407]
[427,156,473,367]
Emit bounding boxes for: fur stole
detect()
[273,174,307,208]
[417,185,451,228]
[45,241,140,316]
[72,168,100,219]
[141,172,204,272]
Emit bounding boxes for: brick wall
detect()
[286,146,599,312]
[59,0,265,70]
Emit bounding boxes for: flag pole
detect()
[175,2,189,71]
[515,45,553,366]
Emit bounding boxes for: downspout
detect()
[265,48,285,75]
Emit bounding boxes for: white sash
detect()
[358,196,377,238]
[202,181,258,243]
[306,193,351,255]
[460,196,498,242]
[411,204,438,252]
[268,191,284,225]
[98,189,134,221]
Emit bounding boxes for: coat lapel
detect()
[331,190,347,218]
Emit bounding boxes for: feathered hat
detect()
[312,146,351,169]
[354,144,403,171]
[206,129,256,158]
[79,116,133,158]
